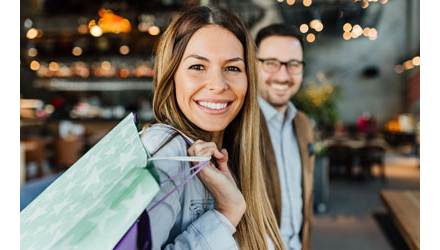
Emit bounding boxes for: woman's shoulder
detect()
[141,123,188,157]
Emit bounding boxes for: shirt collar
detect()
[258,96,298,124]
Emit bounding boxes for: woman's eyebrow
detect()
[226,57,244,63]
[183,55,244,63]
[183,54,210,62]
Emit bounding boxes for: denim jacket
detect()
[140,124,239,250]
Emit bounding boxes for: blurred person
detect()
[255,24,315,250]
[141,6,284,250]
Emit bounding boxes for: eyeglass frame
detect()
[258,58,305,75]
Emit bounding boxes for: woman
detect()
[141,6,284,250]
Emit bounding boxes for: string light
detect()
[343,23,352,32]
[28,48,38,57]
[315,23,324,32]
[309,20,321,30]
[148,26,160,36]
[101,61,111,71]
[380,0,388,3]
[412,56,420,66]
[361,0,369,8]
[26,28,38,39]
[77,24,88,34]
[306,33,315,43]
[395,65,404,74]
[300,24,309,33]
[286,0,295,5]
[24,18,33,29]
[352,25,362,37]
[90,25,103,37]
[343,32,351,40]
[363,27,371,37]
[404,60,414,70]
[49,62,59,72]
[368,28,378,40]
[119,45,130,55]
[72,47,83,56]
[303,0,312,7]
[30,60,40,71]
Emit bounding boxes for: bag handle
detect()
[147,160,209,213]
[144,124,211,213]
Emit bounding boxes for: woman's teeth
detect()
[198,101,228,110]
[271,83,288,90]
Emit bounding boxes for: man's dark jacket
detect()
[260,110,315,250]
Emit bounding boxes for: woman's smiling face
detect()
[174,25,248,132]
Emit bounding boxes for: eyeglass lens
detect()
[263,59,303,74]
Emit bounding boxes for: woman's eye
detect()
[189,64,204,70]
[226,66,241,72]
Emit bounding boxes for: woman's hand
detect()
[187,140,246,227]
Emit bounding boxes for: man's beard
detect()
[267,96,288,108]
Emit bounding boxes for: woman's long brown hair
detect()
[152,6,284,250]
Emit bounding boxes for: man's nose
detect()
[206,69,228,92]
[272,64,291,83]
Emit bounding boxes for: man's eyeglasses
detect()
[258,58,305,75]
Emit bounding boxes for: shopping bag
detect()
[20,113,209,250]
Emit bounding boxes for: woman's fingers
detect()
[188,140,224,159]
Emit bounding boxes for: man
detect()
[255,24,315,250]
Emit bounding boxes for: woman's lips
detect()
[194,100,232,114]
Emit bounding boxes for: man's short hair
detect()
[255,24,304,51]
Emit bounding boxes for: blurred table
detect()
[380,190,420,250]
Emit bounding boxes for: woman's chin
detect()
[195,121,229,133]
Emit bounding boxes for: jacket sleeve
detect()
[161,210,238,250]
[142,132,239,250]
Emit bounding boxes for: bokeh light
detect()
[49,62,59,72]
[343,23,352,32]
[343,32,351,40]
[404,60,414,70]
[28,48,38,57]
[148,26,160,36]
[119,45,130,55]
[303,0,312,7]
[315,23,324,32]
[101,61,111,71]
[300,24,309,33]
[306,33,316,43]
[26,28,38,39]
[395,65,404,74]
[72,47,83,56]
[412,56,420,66]
[90,26,103,37]
[77,24,88,34]
[30,60,40,71]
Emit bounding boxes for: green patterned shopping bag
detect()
[20,113,161,250]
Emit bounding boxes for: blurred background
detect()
[20,0,420,249]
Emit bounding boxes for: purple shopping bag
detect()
[114,210,152,250]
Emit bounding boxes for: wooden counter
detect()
[380,190,420,250]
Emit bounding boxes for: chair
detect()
[327,144,355,180]
[54,137,84,171]
[22,137,47,180]
[358,145,386,181]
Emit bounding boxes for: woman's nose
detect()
[206,69,228,92]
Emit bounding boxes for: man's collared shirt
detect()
[259,97,303,250]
